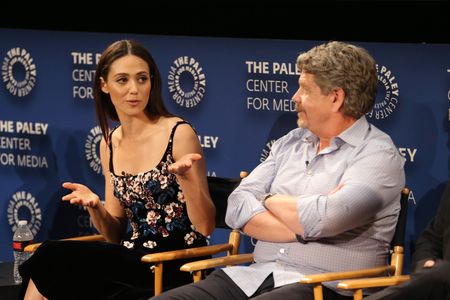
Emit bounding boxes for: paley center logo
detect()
[2,47,37,97]
[168,56,206,108]
[85,126,103,174]
[366,64,400,120]
[8,191,42,236]
[260,139,276,163]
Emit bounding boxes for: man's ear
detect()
[100,77,109,94]
[331,87,345,112]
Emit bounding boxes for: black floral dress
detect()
[110,120,208,253]
[18,121,210,300]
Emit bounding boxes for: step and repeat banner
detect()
[1,28,449,270]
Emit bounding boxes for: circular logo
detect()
[168,56,206,108]
[366,65,400,120]
[85,126,103,174]
[8,191,42,236]
[2,47,37,97]
[260,139,276,163]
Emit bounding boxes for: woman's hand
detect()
[168,153,202,176]
[62,182,101,208]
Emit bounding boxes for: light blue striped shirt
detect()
[224,116,405,296]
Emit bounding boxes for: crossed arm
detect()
[226,140,404,244]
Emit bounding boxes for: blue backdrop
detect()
[1,29,449,273]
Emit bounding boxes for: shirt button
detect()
[279,248,285,254]
[307,170,312,175]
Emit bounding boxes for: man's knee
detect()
[151,269,244,300]
[427,261,450,284]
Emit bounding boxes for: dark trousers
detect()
[149,269,352,300]
[364,260,450,300]
[19,240,156,300]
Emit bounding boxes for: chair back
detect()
[391,188,410,248]
[389,187,410,276]
[207,176,242,229]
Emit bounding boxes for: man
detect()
[365,179,450,300]
[151,41,405,299]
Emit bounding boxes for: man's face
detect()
[291,72,334,132]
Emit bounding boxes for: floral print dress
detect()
[18,121,211,299]
[109,121,208,254]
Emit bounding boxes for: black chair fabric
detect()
[391,188,409,247]
[207,176,242,229]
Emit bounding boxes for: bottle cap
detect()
[18,220,28,226]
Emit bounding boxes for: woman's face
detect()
[101,54,151,119]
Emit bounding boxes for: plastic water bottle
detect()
[13,220,34,284]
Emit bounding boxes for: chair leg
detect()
[353,289,363,300]
[193,270,202,282]
[313,284,323,300]
[154,263,163,295]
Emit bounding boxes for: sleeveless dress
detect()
[19,121,209,300]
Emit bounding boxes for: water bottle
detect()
[13,220,34,284]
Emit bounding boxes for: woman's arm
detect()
[62,138,127,243]
[171,124,215,236]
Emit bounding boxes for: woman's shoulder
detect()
[108,125,123,146]
[164,117,195,134]
[163,117,197,145]
[165,116,188,127]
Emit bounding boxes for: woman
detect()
[20,40,215,300]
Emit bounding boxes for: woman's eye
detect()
[116,78,127,84]
[138,76,149,83]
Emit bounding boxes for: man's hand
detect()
[423,260,435,268]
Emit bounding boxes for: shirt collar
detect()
[337,116,370,147]
[301,116,370,147]
[302,130,318,144]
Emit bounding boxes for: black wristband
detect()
[296,234,308,244]
[264,193,276,200]
[261,193,276,207]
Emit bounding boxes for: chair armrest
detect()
[180,253,254,272]
[24,234,105,252]
[299,265,395,284]
[63,234,105,242]
[24,243,43,253]
[141,243,234,264]
[337,275,411,289]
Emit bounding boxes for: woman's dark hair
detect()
[93,40,173,144]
